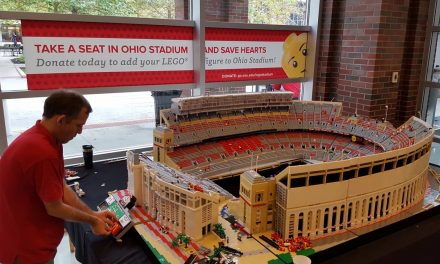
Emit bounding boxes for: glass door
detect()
[426,88,440,165]
[421,0,440,166]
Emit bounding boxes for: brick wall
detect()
[397,0,429,124]
[205,0,248,22]
[175,0,248,22]
[316,0,429,126]
[175,0,189,20]
[315,0,345,103]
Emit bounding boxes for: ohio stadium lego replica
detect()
[127,92,437,263]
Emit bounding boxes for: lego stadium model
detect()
[127,92,437,263]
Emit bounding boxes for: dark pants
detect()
[13,257,54,264]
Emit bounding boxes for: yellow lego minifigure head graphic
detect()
[281,32,308,78]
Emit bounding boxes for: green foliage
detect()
[128,0,175,19]
[93,0,135,17]
[176,232,186,242]
[181,235,190,248]
[248,0,307,25]
[296,247,315,256]
[0,0,175,18]
[0,0,89,14]
[0,0,306,23]
[213,223,226,239]
[208,245,222,261]
[268,252,293,264]
[16,55,25,64]
[171,238,179,248]
[175,232,191,248]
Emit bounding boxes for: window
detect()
[422,0,440,167]
[372,163,383,174]
[0,0,318,161]
[339,205,345,229]
[385,160,396,171]
[256,192,264,202]
[416,150,422,160]
[326,172,341,183]
[248,0,308,26]
[343,169,356,180]
[396,157,406,168]
[368,197,373,219]
[308,175,324,186]
[203,0,312,98]
[347,203,353,227]
[298,212,304,235]
[323,208,329,233]
[4,92,155,158]
[406,154,415,164]
[291,177,307,188]
[0,2,186,20]
[331,207,337,231]
[358,166,370,177]
[430,143,440,164]
[429,33,440,82]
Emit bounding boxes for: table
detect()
[64,159,440,264]
[64,160,156,264]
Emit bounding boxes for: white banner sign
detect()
[205,41,282,70]
[23,37,193,74]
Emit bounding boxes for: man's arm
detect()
[63,182,95,214]
[43,183,116,235]
[63,183,117,228]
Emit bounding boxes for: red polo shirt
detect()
[0,121,65,264]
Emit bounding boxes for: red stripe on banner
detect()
[206,27,306,41]
[27,71,194,90]
[22,20,193,40]
[206,68,288,82]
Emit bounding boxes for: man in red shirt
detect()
[0,90,116,264]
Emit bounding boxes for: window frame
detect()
[0,1,320,164]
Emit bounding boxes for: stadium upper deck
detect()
[156,93,432,179]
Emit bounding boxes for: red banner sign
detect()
[21,20,308,89]
[22,20,194,90]
[205,27,308,82]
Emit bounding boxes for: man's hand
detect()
[90,210,117,235]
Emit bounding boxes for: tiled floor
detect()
[430,142,440,166]
[54,232,80,264]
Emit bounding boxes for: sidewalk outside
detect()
[0,54,156,158]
